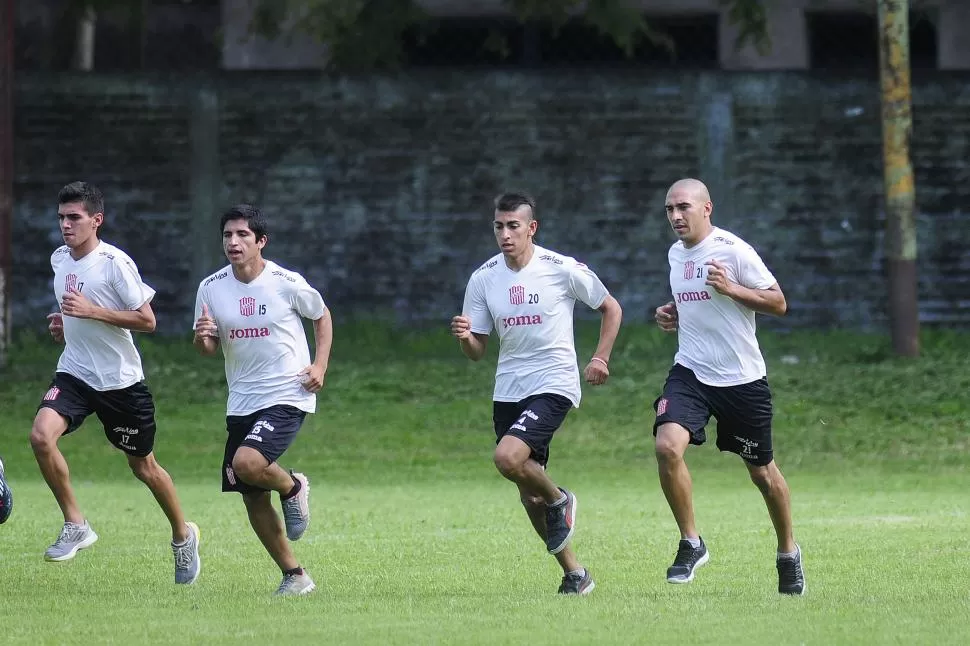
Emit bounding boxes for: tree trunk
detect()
[877,0,919,357]
[0,0,13,366]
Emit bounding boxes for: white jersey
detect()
[52,241,155,391]
[462,245,609,406]
[668,227,777,386]
[194,260,327,416]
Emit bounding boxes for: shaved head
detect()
[666,178,711,203]
[664,177,714,248]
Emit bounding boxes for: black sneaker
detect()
[666,537,709,583]
[777,544,806,595]
[558,569,595,596]
[545,488,576,554]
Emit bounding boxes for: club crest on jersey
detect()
[239,297,256,317]
[683,261,695,280]
[509,285,525,305]
[64,273,81,292]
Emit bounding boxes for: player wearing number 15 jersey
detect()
[193,204,332,596]
[451,192,623,596]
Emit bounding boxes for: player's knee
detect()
[127,456,155,482]
[29,423,58,453]
[231,450,266,482]
[655,429,686,464]
[493,446,525,478]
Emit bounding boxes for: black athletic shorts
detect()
[223,404,306,493]
[493,393,573,467]
[37,371,157,457]
[652,363,774,466]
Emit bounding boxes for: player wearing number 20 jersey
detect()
[452,192,623,597]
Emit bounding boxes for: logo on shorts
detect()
[113,426,139,449]
[683,261,695,280]
[239,297,256,317]
[43,386,60,401]
[246,420,274,443]
[656,398,668,415]
[509,285,525,305]
[225,467,236,486]
[734,436,759,461]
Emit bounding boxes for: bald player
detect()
[650,178,805,595]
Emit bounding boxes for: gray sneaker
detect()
[275,570,316,596]
[45,521,98,561]
[281,471,310,541]
[172,521,201,584]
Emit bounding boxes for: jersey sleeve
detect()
[462,274,493,335]
[566,261,609,310]
[290,276,327,320]
[109,257,156,310]
[736,245,777,290]
[192,286,206,331]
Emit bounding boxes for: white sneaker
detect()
[45,521,98,561]
[173,521,202,584]
[275,570,316,596]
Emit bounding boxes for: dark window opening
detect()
[807,10,937,70]
[402,13,719,68]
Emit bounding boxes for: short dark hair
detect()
[58,181,104,216]
[494,192,537,219]
[220,204,268,242]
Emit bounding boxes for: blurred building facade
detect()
[221,0,968,71]
[13,0,970,71]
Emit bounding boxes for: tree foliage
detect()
[245,0,771,71]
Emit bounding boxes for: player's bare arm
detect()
[60,290,156,332]
[451,315,488,361]
[193,302,220,356]
[47,312,65,343]
[583,295,622,386]
[299,308,332,394]
[704,260,787,316]
[655,301,678,332]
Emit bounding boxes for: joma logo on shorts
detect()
[502,314,542,328]
[675,291,712,303]
[228,327,271,339]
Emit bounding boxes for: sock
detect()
[778,547,799,560]
[550,492,567,507]
[281,476,302,501]
[284,566,304,577]
[684,536,701,549]
[568,568,586,578]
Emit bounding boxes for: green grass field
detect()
[0,324,968,645]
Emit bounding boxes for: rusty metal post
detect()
[0,0,13,366]
[877,0,919,357]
